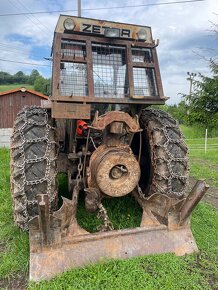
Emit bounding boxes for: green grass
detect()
[0,149,29,284]
[180,124,218,139]
[0,84,34,92]
[0,147,218,289]
[180,125,218,187]
[58,173,142,233]
[189,162,218,187]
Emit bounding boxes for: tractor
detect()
[10,15,208,281]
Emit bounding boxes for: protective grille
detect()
[59,62,88,96]
[132,48,152,63]
[133,68,157,96]
[58,40,159,98]
[61,40,86,58]
[92,43,129,98]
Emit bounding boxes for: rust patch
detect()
[91,111,141,133]
[28,180,207,281]
[29,226,198,281]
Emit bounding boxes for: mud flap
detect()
[29,180,208,281]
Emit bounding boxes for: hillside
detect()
[0,84,34,92]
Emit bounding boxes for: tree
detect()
[28,69,40,85]
[183,66,218,128]
[182,20,218,128]
[34,76,50,96]
[14,71,28,83]
[0,70,50,90]
[0,71,13,84]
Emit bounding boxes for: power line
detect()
[0,46,32,56]
[0,0,205,17]
[0,58,50,67]
[0,42,49,58]
[0,42,30,52]
[8,0,51,38]
[0,46,47,60]
[15,0,53,33]
[0,42,46,60]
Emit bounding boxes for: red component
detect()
[77,120,88,136]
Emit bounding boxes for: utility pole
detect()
[187,72,197,105]
[78,0,81,17]
[186,72,196,116]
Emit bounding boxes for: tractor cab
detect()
[51,15,165,120]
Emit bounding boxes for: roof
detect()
[0,87,48,100]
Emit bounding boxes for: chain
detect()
[76,157,83,188]
[11,106,59,230]
[72,157,83,202]
[74,157,113,232]
[137,184,145,200]
[97,203,114,232]
[140,108,189,198]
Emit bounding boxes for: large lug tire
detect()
[10,106,59,230]
[138,108,189,198]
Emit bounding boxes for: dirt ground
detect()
[0,275,27,290]
[188,177,218,208]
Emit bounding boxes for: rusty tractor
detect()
[10,16,208,281]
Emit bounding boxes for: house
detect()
[0,87,48,147]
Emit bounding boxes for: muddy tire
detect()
[137,108,189,198]
[10,106,59,230]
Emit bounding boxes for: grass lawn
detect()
[0,124,218,289]
[181,125,218,187]
[0,84,34,92]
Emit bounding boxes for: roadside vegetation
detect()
[0,70,50,95]
[158,61,218,188]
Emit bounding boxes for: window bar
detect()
[127,44,134,97]
[86,40,94,98]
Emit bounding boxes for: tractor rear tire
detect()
[10,106,59,230]
[139,108,189,198]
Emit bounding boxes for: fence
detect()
[0,128,13,148]
[185,129,218,153]
[0,127,217,153]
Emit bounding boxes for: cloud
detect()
[0,0,217,103]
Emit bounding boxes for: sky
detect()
[0,0,217,104]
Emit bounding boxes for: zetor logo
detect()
[81,23,131,38]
